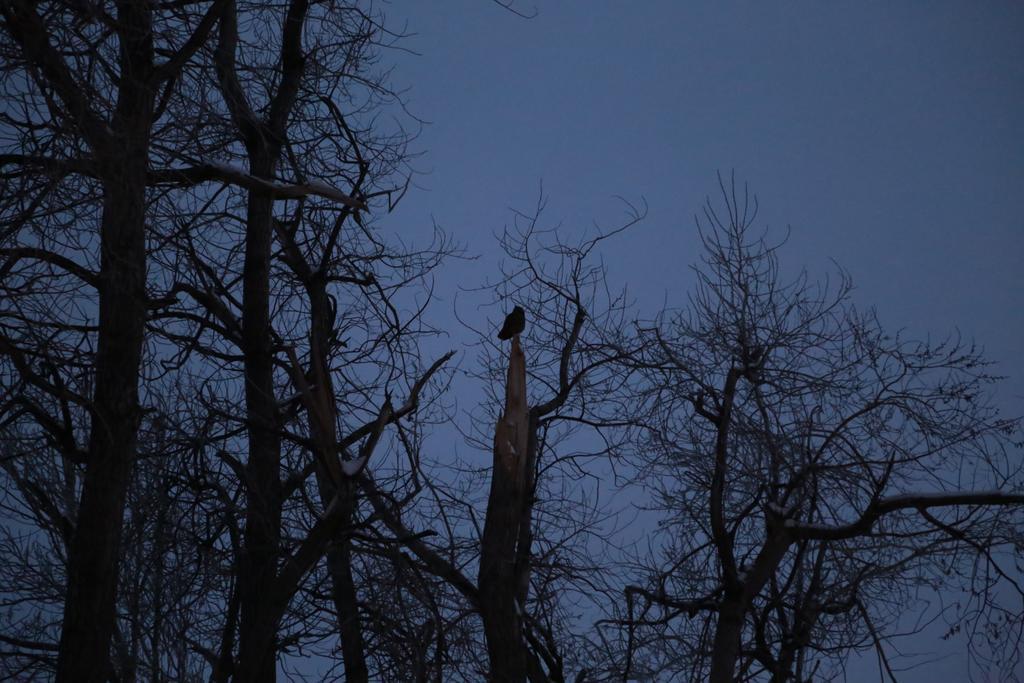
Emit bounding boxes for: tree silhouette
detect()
[607,175,1024,683]
[1,4,1021,681]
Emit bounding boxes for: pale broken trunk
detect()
[479,337,534,682]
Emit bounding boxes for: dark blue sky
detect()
[391,1,1022,394]
[380,2,1023,680]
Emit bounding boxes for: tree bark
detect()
[709,596,746,683]
[709,527,793,683]
[234,165,284,683]
[217,0,308,677]
[57,179,148,681]
[479,336,532,682]
[322,499,368,683]
[53,2,154,679]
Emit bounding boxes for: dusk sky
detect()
[390,1,1022,396]
[382,2,1023,680]
[5,2,1023,681]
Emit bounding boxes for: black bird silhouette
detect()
[497,306,526,340]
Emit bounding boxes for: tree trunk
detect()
[235,176,284,683]
[56,2,153,678]
[322,496,368,683]
[216,2,308,678]
[709,596,746,683]
[265,156,368,678]
[479,336,532,682]
[709,530,793,683]
[309,283,368,683]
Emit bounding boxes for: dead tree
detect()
[479,335,533,681]
[460,194,646,681]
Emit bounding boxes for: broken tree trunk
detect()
[479,336,536,682]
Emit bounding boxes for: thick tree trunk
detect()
[709,596,746,683]
[235,179,284,683]
[55,3,153,679]
[57,186,147,678]
[479,336,532,682]
[709,530,793,683]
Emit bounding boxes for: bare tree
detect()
[0,2,223,678]
[143,2,456,679]
[5,5,1019,681]
[2,1,452,680]
[612,175,1024,682]
[291,193,648,682]
[455,194,646,681]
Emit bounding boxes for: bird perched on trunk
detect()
[497,305,526,340]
